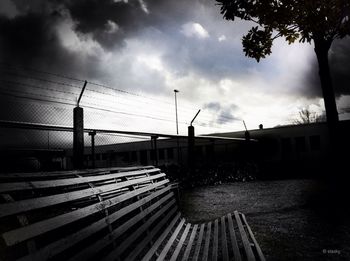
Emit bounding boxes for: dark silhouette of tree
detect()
[216,1,350,217]
[216,0,350,143]
[293,108,326,124]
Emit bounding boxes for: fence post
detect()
[73,107,84,169]
[89,130,96,168]
[188,109,200,174]
[151,135,158,166]
[188,125,195,174]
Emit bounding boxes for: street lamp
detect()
[174,89,180,165]
[174,89,179,135]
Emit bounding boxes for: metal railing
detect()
[0,119,251,173]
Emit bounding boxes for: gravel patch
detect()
[179,179,350,260]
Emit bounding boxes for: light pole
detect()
[174,89,179,135]
[174,89,180,165]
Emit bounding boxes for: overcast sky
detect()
[0,0,349,136]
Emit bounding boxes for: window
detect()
[159,149,165,160]
[95,154,101,160]
[102,153,107,160]
[295,137,306,153]
[310,135,321,151]
[167,148,174,159]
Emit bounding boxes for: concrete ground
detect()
[178,180,350,261]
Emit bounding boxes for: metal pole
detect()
[188,125,195,173]
[174,90,179,135]
[73,80,87,169]
[152,135,158,166]
[77,81,87,107]
[190,109,201,126]
[73,107,84,169]
[89,131,96,168]
[174,90,180,165]
[189,110,200,175]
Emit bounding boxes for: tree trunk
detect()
[314,38,339,146]
[314,39,347,222]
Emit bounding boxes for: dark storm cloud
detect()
[204,102,239,124]
[304,37,350,98]
[62,0,254,83]
[217,108,239,124]
[0,0,225,123]
[1,0,348,108]
[0,0,217,75]
[0,3,102,79]
[0,0,102,124]
[302,56,322,98]
[0,12,62,67]
[204,102,221,111]
[330,37,350,97]
[0,0,173,73]
[160,32,255,83]
[46,0,211,50]
[65,0,149,49]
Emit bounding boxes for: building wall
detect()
[65,120,350,178]
[65,137,247,169]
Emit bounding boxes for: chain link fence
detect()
[0,65,257,185]
[0,119,257,184]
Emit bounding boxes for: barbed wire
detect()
[1,71,83,89]
[1,68,214,121]
[0,86,233,131]
[1,65,243,123]
[0,63,85,83]
[1,68,242,129]
[1,80,79,96]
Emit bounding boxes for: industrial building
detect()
[66,120,350,178]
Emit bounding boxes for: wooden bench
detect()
[0,166,265,261]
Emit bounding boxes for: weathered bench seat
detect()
[0,166,265,261]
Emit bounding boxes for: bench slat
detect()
[103,200,178,261]
[0,168,161,192]
[0,173,165,218]
[212,219,219,261]
[17,185,172,261]
[69,196,177,261]
[3,180,169,246]
[125,206,178,261]
[141,213,181,261]
[0,166,265,261]
[169,223,191,261]
[1,194,37,257]
[0,166,156,178]
[241,213,266,261]
[202,221,212,261]
[234,211,256,261]
[155,218,185,261]
[192,223,205,261]
[181,224,198,261]
[0,169,108,179]
[221,216,229,261]
[227,213,242,261]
